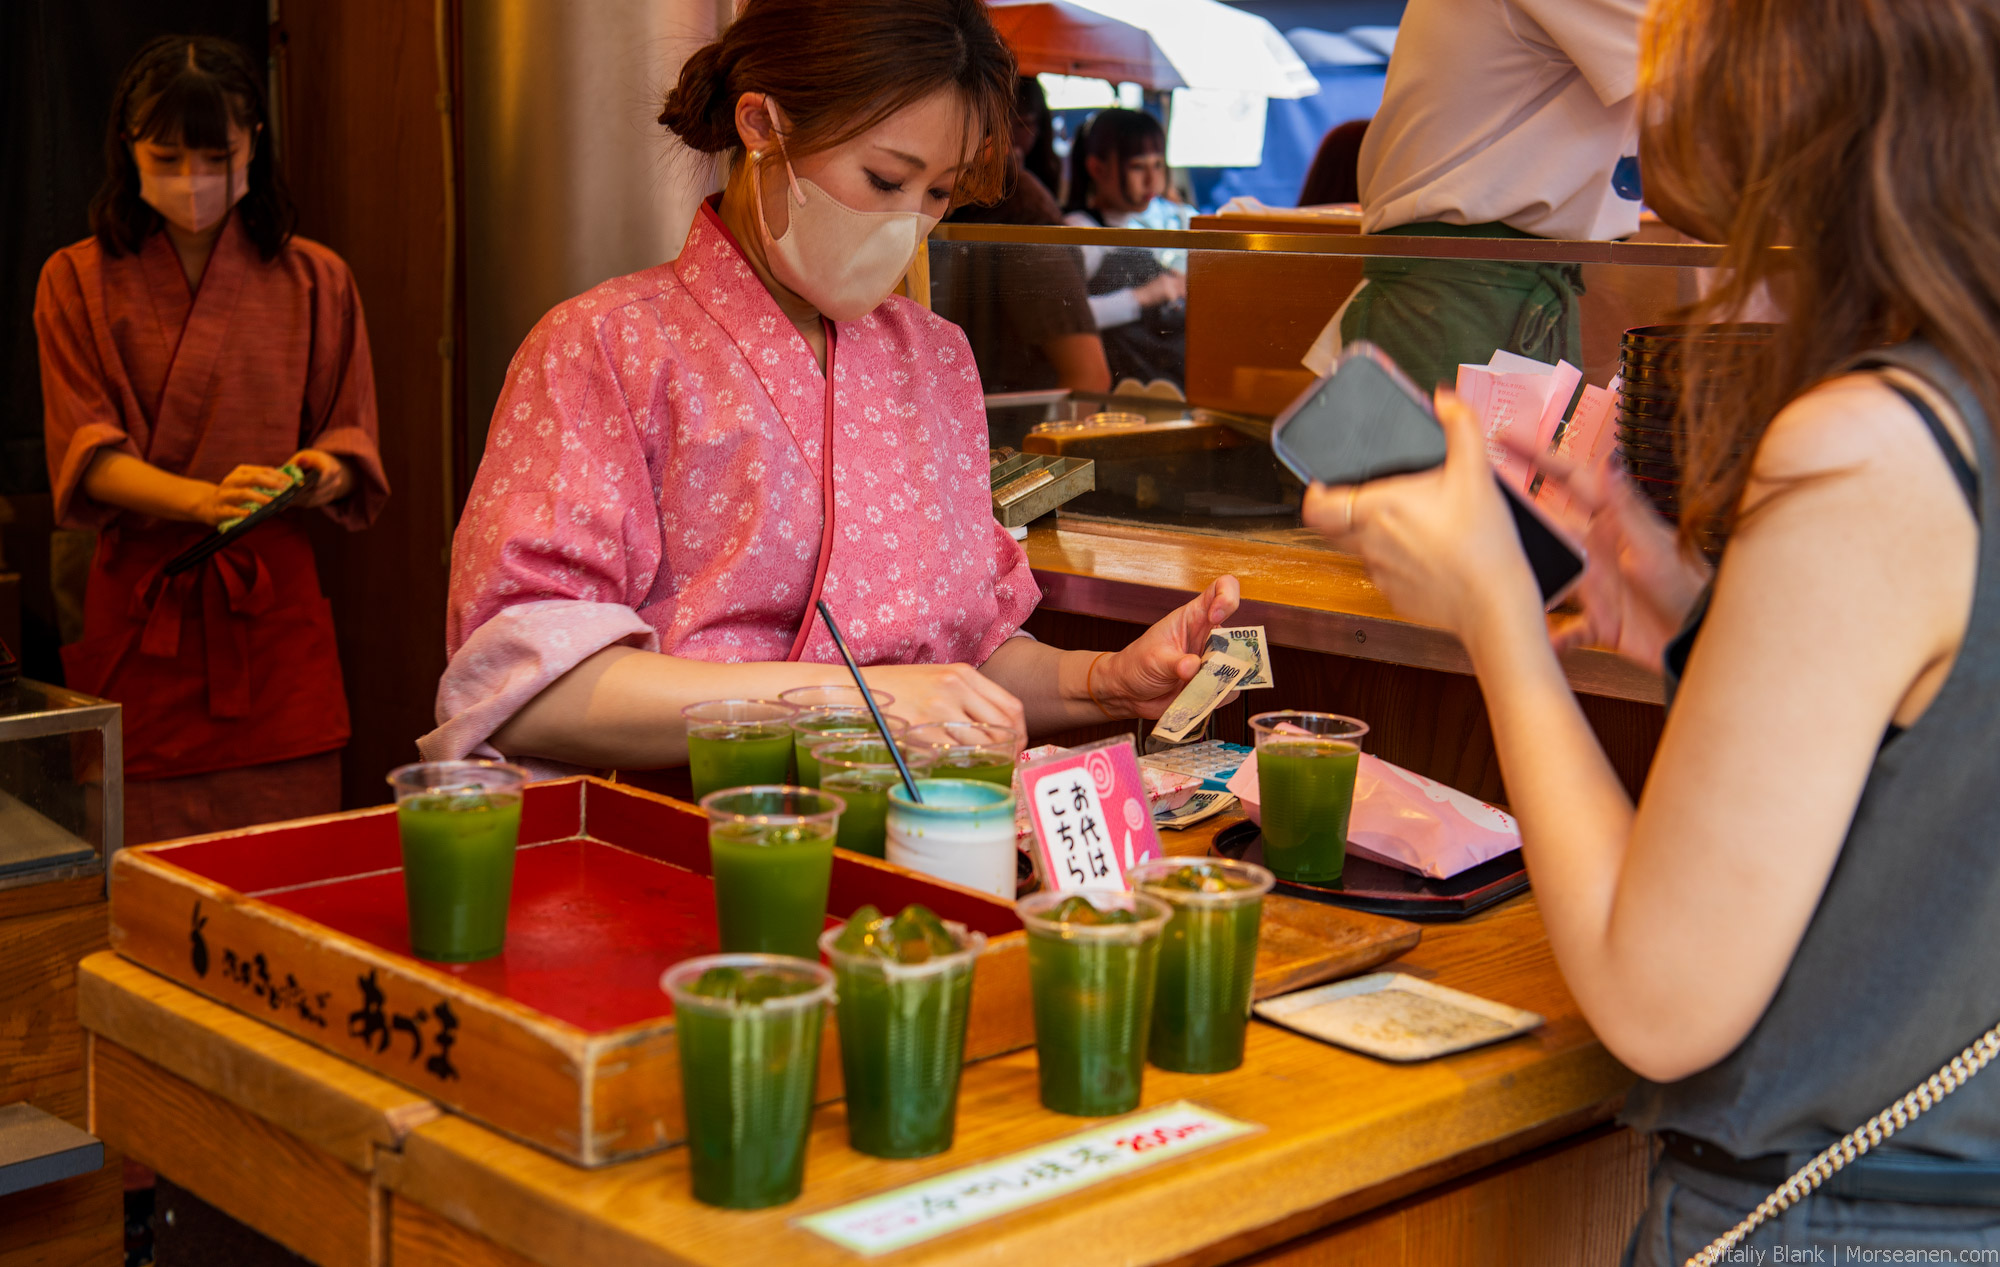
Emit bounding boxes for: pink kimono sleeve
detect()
[296,245,390,531]
[978,516,1042,663]
[35,255,134,530]
[421,307,667,762]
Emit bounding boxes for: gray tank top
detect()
[1623,340,2000,1161]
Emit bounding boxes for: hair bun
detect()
[659,43,736,153]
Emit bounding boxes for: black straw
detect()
[815,599,923,805]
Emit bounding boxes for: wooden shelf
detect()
[1025,519,1665,705]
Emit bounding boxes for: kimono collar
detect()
[138,214,255,470]
[674,197,833,462]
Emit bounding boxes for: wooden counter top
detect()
[390,899,1629,1267]
[81,817,1634,1267]
[1025,518,1665,705]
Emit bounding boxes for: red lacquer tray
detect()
[107,777,1030,1166]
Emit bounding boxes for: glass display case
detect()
[930,219,1729,549]
[0,679,120,891]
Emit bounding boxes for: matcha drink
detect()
[387,760,528,963]
[817,741,932,859]
[1132,859,1275,1073]
[663,956,833,1209]
[821,904,984,1158]
[925,750,1016,785]
[1250,712,1370,884]
[791,709,910,788]
[905,722,1021,789]
[1016,890,1171,1116]
[683,700,799,801]
[702,787,842,959]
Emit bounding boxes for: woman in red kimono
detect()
[36,36,389,842]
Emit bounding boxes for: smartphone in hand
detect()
[1272,343,1586,608]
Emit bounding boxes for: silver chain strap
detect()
[1685,1023,2000,1267]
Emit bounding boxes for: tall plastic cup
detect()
[1016,889,1172,1116]
[819,922,985,1158]
[662,954,833,1209]
[387,760,527,963]
[683,699,798,801]
[791,708,911,788]
[816,740,935,859]
[886,778,1017,899]
[701,787,843,959]
[905,721,1022,786]
[1131,857,1275,1073]
[1249,711,1369,883]
[778,685,897,712]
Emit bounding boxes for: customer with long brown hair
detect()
[1306,0,2000,1257]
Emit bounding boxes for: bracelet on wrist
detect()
[1085,652,1118,720]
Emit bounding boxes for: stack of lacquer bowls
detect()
[1617,323,1775,526]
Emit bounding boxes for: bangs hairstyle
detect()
[659,0,1016,206]
[1064,108,1165,215]
[1639,0,2000,551]
[90,35,295,260]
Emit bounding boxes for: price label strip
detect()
[796,1102,1258,1255]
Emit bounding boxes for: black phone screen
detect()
[1499,478,1586,607]
[1272,345,1586,607]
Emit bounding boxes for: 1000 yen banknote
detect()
[1204,625,1272,689]
[1152,652,1256,744]
[1155,790,1239,829]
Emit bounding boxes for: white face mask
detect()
[139,166,249,234]
[751,117,939,323]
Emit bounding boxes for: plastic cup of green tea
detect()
[1130,857,1275,1073]
[816,740,935,858]
[1249,711,1369,884]
[820,905,985,1158]
[779,684,897,713]
[683,699,798,801]
[905,722,1021,786]
[661,954,833,1209]
[702,787,843,959]
[1015,889,1172,1116]
[791,708,911,788]
[387,760,528,963]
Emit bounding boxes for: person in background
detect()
[937,76,1110,395]
[1014,74,1063,199]
[1335,0,1646,390]
[1062,108,1187,388]
[1297,118,1369,207]
[35,36,388,843]
[423,0,1237,776]
[1307,0,2000,1258]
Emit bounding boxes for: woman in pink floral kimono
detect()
[423,0,1237,771]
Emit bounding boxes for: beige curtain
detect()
[461,0,735,461]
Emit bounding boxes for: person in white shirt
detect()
[1336,0,1647,390]
[1062,108,1188,387]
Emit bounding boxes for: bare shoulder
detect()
[1752,373,1952,488]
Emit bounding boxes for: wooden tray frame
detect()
[108,777,1033,1167]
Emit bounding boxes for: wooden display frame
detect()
[107,777,1031,1167]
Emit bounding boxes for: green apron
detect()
[1337,221,1586,394]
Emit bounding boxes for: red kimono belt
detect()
[62,518,351,781]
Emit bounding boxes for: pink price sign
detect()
[1019,736,1163,894]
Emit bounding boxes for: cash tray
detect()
[1211,820,1529,922]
